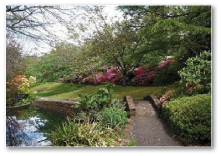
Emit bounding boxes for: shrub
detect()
[50,118,117,146]
[153,61,182,85]
[134,66,146,76]
[133,72,156,85]
[74,83,115,121]
[162,94,211,145]
[106,66,123,81]
[178,51,211,93]
[101,107,128,129]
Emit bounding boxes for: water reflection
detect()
[6,106,66,147]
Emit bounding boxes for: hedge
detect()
[162,94,211,145]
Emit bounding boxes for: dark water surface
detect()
[6,106,67,147]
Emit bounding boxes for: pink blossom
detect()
[158,60,171,69]
[134,66,145,76]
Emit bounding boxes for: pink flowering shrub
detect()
[134,71,156,85]
[158,60,171,69]
[82,75,94,84]
[95,72,107,83]
[82,72,108,84]
[133,66,156,85]
[134,66,145,76]
[106,66,122,82]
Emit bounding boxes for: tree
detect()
[24,41,102,84]
[24,42,77,83]
[6,5,77,47]
[6,35,25,81]
[71,41,102,85]
[91,21,146,86]
[71,6,147,86]
[118,5,211,62]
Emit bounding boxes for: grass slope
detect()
[32,82,165,101]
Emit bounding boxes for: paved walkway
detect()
[125,100,182,147]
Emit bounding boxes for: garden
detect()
[6,5,211,147]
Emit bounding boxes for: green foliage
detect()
[119,6,211,65]
[128,139,137,146]
[178,51,211,93]
[162,94,211,145]
[153,61,182,85]
[74,83,115,121]
[75,83,114,110]
[166,85,188,100]
[16,94,35,106]
[101,107,128,129]
[110,98,126,110]
[24,42,77,83]
[50,118,117,146]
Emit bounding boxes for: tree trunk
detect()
[78,80,82,86]
[78,75,82,87]
[122,75,127,86]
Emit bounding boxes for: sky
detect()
[21,5,124,56]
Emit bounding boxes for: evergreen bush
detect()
[162,94,211,145]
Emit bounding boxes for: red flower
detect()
[158,60,171,69]
[134,67,145,76]
[110,79,116,83]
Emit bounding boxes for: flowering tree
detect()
[71,42,103,86]
[67,6,146,86]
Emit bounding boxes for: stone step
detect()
[134,100,157,117]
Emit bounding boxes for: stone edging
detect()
[32,98,79,116]
[6,103,31,110]
[124,95,136,116]
[33,96,138,117]
[143,95,161,112]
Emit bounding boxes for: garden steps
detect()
[126,99,182,146]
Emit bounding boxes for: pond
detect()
[6,106,67,147]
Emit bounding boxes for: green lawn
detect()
[32,82,167,101]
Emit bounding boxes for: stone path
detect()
[126,99,182,147]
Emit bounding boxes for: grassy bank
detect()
[32,82,166,101]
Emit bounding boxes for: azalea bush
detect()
[105,66,122,83]
[132,66,156,85]
[6,75,36,105]
[158,60,171,69]
[17,75,36,94]
[95,72,107,84]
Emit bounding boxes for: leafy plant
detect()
[8,75,36,94]
[178,51,211,93]
[162,94,211,145]
[74,83,115,121]
[153,61,182,85]
[128,139,137,146]
[101,107,128,129]
[50,118,117,147]
[16,95,35,106]
[110,99,126,110]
